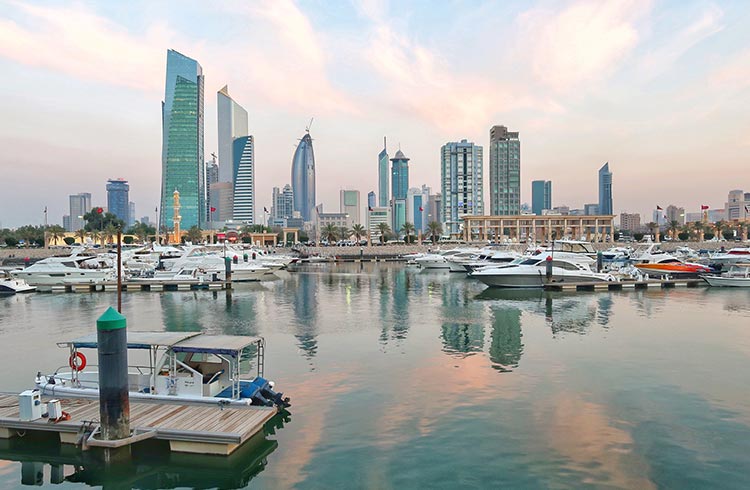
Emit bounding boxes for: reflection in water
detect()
[392,269,410,340]
[160,293,204,332]
[292,274,318,359]
[489,307,523,372]
[440,276,484,356]
[0,413,289,489]
[597,295,614,327]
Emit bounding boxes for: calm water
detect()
[1,263,749,489]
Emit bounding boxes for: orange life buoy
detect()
[69,352,87,371]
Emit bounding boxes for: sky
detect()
[0,0,749,228]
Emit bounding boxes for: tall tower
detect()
[441,140,484,234]
[531,180,552,215]
[160,49,204,230]
[488,125,520,215]
[378,137,389,207]
[106,179,130,225]
[291,131,316,221]
[390,149,410,234]
[232,136,255,223]
[598,162,613,215]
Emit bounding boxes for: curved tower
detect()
[291,132,316,221]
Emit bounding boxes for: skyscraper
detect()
[217,86,249,184]
[407,185,430,233]
[531,180,552,215]
[160,49,204,230]
[367,191,376,210]
[489,125,520,215]
[68,193,92,232]
[441,140,484,234]
[598,162,613,215]
[232,136,255,223]
[390,149,409,234]
[106,179,130,225]
[128,201,136,227]
[339,190,361,227]
[291,132,316,222]
[378,137,389,208]
[272,185,295,221]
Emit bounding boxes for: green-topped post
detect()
[97,307,130,441]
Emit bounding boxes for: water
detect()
[1,263,749,489]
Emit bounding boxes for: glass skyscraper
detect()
[489,125,520,215]
[441,140,484,234]
[160,49,204,230]
[598,162,613,215]
[378,137,389,207]
[291,132,316,221]
[390,149,409,234]
[531,180,552,215]
[106,179,130,225]
[68,193,92,232]
[232,136,255,223]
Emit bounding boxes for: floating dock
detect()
[543,278,705,292]
[35,280,228,293]
[0,393,277,456]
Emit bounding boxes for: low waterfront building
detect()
[619,212,641,232]
[725,189,750,221]
[367,206,391,242]
[461,214,615,242]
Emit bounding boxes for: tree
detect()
[4,235,18,247]
[400,222,416,244]
[126,221,156,243]
[633,232,644,241]
[426,221,443,244]
[185,225,203,243]
[103,223,119,246]
[351,224,366,242]
[83,209,124,232]
[123,235,134,245]
[338,226,351,241]
[63,236,76,245]
[645,222,658,241]
[678,231,690,241]
[15,225,44,247]
[376,222,391,244]
[321,224,338,243]
[46,225,66,247]
[690,221,705,240]
[90,230,102,245]
[667,220,680,240]
[76,229,87,244]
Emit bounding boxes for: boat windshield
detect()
[520,258,541,265]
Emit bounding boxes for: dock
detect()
[36,280,228,293]
[543,278,705,292]
[0,394,277,456]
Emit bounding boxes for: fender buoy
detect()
[69,352,86,371]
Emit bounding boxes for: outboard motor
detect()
[250,377,291,408]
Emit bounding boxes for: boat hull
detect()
[635,264,711,277]
[474,272,611,288]
[701,275,750,287]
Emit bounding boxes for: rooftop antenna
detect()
[384,136,387,151]
[306,117,314,133]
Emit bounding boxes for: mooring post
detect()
[545,255,553,282]
[596,251,603,273]
[97,307,130,441]
[225,256,232,290]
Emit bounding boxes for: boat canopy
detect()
[171,334,262,356]
[58,332,261,356]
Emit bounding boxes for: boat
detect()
[12,253,115,286]
[35,332,290,408]
[470,252,617,288]
[416,248,476,270]
[708,247,750,267]
[701,265,750,287]
[456,249,521,273]
[0,270,36,295]
[631,244,713,277]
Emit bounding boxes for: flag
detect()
[210,207,216,213]
[263,207,269,213]
[96,207,103,214]
[701,205,709,210]
[419,206,423,212]
[656,205,663,211]
[368,206,372,211]
[44,206,47,213]
[745,205,749,213]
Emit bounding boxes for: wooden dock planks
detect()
[0,393,277,454]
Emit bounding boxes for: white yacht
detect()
[708,247,750,266]
[0,271,36,295]
[701,265,750,287]
[471,252,616,288]
[12,254,115,286]
[460,249,521,273]
[416,248,477,270]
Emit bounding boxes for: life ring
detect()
[69,352,87,371]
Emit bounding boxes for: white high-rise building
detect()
[339,190,361,228]
[441,140,483,234]
[406,186,430,234]
[232,136,255,223]
[367,207,391,242]
[68,193,92,232]
[217,86,249,184]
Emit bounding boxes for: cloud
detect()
[639,4,724,77]
[518,0,652,92]
[0,1,171,93]
[710,48,750,90]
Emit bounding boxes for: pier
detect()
[35,280,228,293]
[543,278,705,292]
[0,394,277,456]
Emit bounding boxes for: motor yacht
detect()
[0,270,36,295]
[36,331,290,408]
[708,247,750,267]
[471,252,616,288]
[631,244,713,277]
[12,253,115,286]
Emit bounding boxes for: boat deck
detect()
[0,393,277,455]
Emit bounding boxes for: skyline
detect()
[1,0,750,228]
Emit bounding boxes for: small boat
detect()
[702,265,750,287]
[631,244,713,277]
[36,332,290,408]
[0,271,36,295]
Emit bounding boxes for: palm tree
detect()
[321,224,338,243]
[691,220,705,240]
[645,222,658,241]
[667,220,680,240]
[90,230,102,246]
[103,223,119,246]
[185,225,203,243]
[400,222,416,244]
[351,224,366,242]
[338,226,351,241]
[376,222,391,244]
[714,220,729,240]
[426,221,442,244]
[76,229,87,244]
[46,225,65,247]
